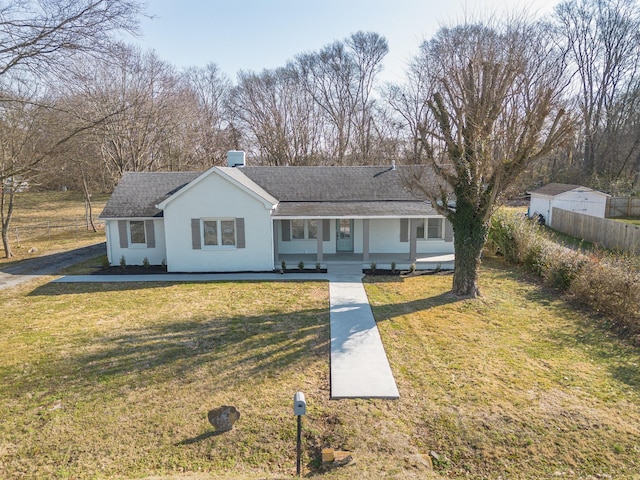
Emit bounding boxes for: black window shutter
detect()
[281,220,290,241]
[323,219,330,241]
[236,218,245,248]
[145,220,155,248]
[400,219,409,242]
[118,220,128,248]
[191,218,201,249]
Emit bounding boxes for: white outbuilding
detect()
[528,183,610,227]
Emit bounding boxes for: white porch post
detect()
[316,219,323,263]
[409,218,417,262]
[273,219,279,265]
[363,219,370,262]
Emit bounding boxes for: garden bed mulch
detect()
[94,266,329,275]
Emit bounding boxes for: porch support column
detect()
[363,219,370,262]
[316,219,323,263]
[273,219,279,266]
[409,218,417,262]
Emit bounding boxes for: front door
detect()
[336,219,354,252]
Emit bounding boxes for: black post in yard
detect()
[296,414,302,476]
[293,391,306,476]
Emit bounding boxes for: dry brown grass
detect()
[366,258,640,478]
[0,191,108,262]
[0,257,639,479]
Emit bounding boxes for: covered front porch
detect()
[277,252,455,271]
[272,215,455,272]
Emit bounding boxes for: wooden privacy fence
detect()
[606,197,640,218]
[552,207,640,254]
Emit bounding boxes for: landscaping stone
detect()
[405,453,433,471]
[207,405,240,432]
[320,448,354,471]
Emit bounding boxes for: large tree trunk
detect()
[0,188,15,258]
[451,198,489,298]
[81,169,97,232]
[1,228,12,259]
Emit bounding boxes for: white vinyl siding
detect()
[118,219,155,248]
[108,219,164,266]
[162,169,273,272]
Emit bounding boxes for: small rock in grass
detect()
[405,453,433,470]
[207,405,240,432]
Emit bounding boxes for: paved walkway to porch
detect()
[54,269,400,399]
[327,264,400,399]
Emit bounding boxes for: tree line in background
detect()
[1,0,640,272]
[3,0,639,190]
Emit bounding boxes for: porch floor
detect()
[277,252,454,271]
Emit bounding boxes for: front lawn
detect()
[1,259,639,479]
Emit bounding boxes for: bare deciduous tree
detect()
[0,0,142,81]
[182,63,236,167]
[230,66,323,165]
[555,0,640,185]
[346,32,389,162]
[295,32,388,164]
[0,91,113,256]
[0,0,144,257]
[384,60,434,163]
[70,45,183,181]
[404,19,573,297]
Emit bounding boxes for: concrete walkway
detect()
[327,265,399,399]
[55,268,400,399]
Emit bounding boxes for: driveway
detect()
[0,242,106,290]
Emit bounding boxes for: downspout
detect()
[105,221,113,265]
[271,207,278,269]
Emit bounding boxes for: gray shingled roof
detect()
[100,166,433,219]
[528,183,586,196]
[100,172,199,218]
[242,166,421,201]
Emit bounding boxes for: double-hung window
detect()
[129,220,146,245]
[291,219,317,240]
[191,217,245,250]
[416,218,444,240]
[203,219,236,247]
[117,219,155,249]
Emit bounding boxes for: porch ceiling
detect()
[272,201,438,218]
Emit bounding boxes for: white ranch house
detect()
[100,152,455,272]
[528,183,609,227]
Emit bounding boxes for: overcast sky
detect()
[129,0,559,82]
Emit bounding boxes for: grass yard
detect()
[0,191,109,263]
[616,217,640,226]
[1,258,639,479]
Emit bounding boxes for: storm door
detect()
[336,219,354,252]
